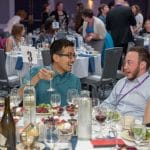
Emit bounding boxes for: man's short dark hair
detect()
[50,39,74,63]
[128,46,150,70]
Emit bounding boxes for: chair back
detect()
[101,47,123,82]
[134,37,144,46]
[0,49,9,89]
[41,50,51,66]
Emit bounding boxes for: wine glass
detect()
[50,93,61,108]
[10,88,22,115]
[0,97,4,118]
[131,122,146,145]
[67,89,79,106]
[46,66,55,92]
[44,117,58,150]
[95,106,107,125]
[36,42,42,58]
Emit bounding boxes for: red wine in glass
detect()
[95,114,106,123]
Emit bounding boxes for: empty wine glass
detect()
[67,89,79,106]
[50,93,61,108]
[46,66,55,92]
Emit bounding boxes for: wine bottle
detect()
[1,96,16,150]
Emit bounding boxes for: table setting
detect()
[1,88,150,150]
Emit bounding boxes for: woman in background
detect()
[38,17,55,44]
[50,1,69,31]
[5,23,25,52]
[74,2,84,34]
[82,9,106,52]
[41,3,51,28]
[131,4,144,35]
[97,3,109,25]
[4,10,27,35]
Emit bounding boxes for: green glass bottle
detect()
[1,96,16,150]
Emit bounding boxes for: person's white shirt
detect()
[4,16,21,33]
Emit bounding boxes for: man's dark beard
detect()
[128,66,140,81]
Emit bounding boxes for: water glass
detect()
[92,98,100,107]
[10,88,21,109]
[44,121,58,149]
[131,123,146,144]
[50,93,61,107]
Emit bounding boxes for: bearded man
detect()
[102,46,150,120]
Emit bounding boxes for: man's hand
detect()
[38,68,54,81]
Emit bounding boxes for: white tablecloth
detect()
[6,52,102,79]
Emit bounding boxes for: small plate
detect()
[36,113,51,116]
[16,142,45,150]
[121,130,149,143]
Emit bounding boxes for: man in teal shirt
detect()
[21,39,81,106]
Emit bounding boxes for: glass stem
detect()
[50,79,52,89]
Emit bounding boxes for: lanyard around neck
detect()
[116,75,149,106]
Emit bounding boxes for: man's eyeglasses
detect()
[57,53,77,59]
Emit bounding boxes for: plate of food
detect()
[36,103,52,115]
[121,130,149,143]
[107,110,121,121]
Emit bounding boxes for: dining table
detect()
[3,106,148,150]
[6,49,102,79]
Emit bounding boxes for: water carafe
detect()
[78,90,92,140]
[23,82,36,125]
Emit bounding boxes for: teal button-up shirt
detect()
[23,66,81,106]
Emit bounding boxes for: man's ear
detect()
[140,61,146,70]
[53,54,60,62]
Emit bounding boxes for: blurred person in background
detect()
[74,2,84,34]
[97,3,109,25]
[5,23,25,52]
[82,8,106,52]
[144,100,150,125]
[139,19,150,36]
[106,0,136,57]
[131,4,144,35]
[50,1,69,31]
[41,3,52,30]
[38,17,56,44]
[4,10,27,35]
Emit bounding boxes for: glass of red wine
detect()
[95,107,107,126]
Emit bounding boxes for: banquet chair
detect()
[134,37,144,47]
[41,50,51,66]
[81,47,123,100]
[0,49,20,92]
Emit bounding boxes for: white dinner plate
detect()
[16,142,45,150]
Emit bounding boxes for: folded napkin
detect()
[15,56,23,70]
[91,138,125,147]
[78,54,95,73]
[71,136,78,150]
[119,146,137,150]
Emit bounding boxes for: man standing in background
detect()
[106,0,136,56]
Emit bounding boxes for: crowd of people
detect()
[0,0,150,125]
